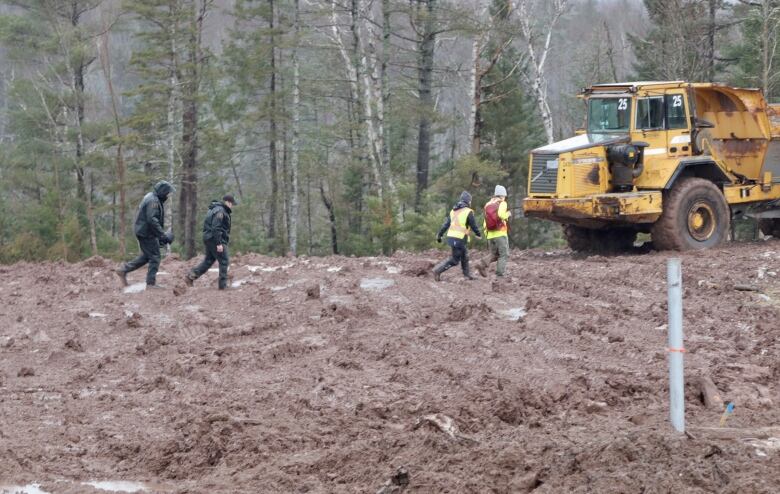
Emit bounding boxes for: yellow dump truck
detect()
[523,81,780,251]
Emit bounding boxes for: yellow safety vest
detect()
[447,208,473,239]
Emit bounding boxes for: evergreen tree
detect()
[723,1,780,101]
[629,0,724,82]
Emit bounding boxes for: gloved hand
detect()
[436,235,442,244]
[164,230,175,245]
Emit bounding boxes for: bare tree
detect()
[515,0,568,144]
[327,0,387,199]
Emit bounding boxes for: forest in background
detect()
[0,0,777,262]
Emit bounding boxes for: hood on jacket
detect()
[209,200,231,214]
[454,190,472,209]
[154,180,174,202]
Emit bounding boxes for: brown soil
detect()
[1,242,779,493]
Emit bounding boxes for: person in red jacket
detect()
[432,191,483,281]
[476,185,511,277]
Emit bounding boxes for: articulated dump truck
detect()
[523,81,780,251]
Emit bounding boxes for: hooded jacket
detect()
[436,192,482,240]
[133,181,173,240]
[202,200,232,245]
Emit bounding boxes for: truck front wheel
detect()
[652,178,730,250]
[563,225,637,253]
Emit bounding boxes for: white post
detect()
[667,258,685,433]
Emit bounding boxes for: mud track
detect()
[1,243,779,493]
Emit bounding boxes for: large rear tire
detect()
[651,177,730,250]
[758,218,780,238]
[563,225,637,254]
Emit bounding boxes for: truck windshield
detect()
[588,97,631,133]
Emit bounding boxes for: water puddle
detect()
[327,266,342,273]
[498,308,527,321]
[360,278,395,291]
[88,312,107,318]
[1,485,50,494]
[231,279,250,288]
[1,480,164,494]
[83,480,148,492]
[385,265,402,274]
[123,283,147,294]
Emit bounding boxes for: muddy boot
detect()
[115,267,128,287]
[432,261,450,282]
[184,272,195,287]
[462,257,476,280]
[476,260,488,278]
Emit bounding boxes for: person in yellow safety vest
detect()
[433,191,483,281]
[477,185,511,277]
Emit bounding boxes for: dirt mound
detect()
[0,244,779,491]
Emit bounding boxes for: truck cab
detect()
[524,81,780,251]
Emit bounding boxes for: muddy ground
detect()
[0,241,779,493]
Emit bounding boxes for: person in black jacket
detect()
[433,191,482,281]
[184,194,236,290]
[116,181,175,289]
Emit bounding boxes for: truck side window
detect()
[635,97,664,129]
[665,94,687,129]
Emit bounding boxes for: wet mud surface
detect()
[1,243,779,493]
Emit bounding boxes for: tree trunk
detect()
[268,0,279,241]
[604,20,619,83]
[289,0,301,256]
[179,0,204,260]
[415,0,436,211]
[65,3,90,239]
[86,173,98,256]
[283,120,290,250]
[306,169,313,255]
[167,10,180,237]
[381,0,391,177]
[71,8,87,207]
[470,37,481,155]
[320,182,339,255]
[0,67,12,144]
[762,0,770,96]
[706,0,716,82]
